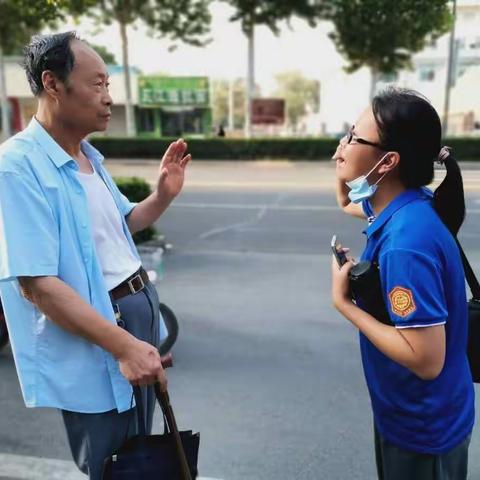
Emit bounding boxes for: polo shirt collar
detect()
[26,117,105,168]
[364,188,431,238]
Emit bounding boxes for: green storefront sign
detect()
[138,76,210,107]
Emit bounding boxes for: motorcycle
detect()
[0,301,8,350]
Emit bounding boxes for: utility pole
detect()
[228,78,235,131]
[0,46,11,141]
[245,25,255,139]
[443,0,457,138]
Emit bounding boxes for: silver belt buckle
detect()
[127,274,145,295]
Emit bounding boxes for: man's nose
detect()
[103,92,113,107]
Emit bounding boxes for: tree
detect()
[274,71,319,133]
[0,0,62,140]
[325,0,452,99]
[222,0,327,138]
[90,43,117,65]
[72,0,212,137]
[0,0,95,140]
[212,77,260,131]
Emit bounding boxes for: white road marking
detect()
[171,202,480,214]
[0,453,223,480]
[172,202,339,211]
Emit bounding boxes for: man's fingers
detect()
[175,140,187,163]
[157,371,168,392]
[180,154,192,168]
[163,141,178,164]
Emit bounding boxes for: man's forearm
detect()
[127,190,173,234]
[19,276,134,359]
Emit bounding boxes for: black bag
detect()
[457,242,480,383]
[102,385,200,480]
[349,247,480,383]
[349,260,392,326]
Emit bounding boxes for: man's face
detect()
[55,40,112,135]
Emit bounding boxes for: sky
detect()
[62,2,345,96]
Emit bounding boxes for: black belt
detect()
[109,267,149,301]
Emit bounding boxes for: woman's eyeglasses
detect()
[340,126,384,149]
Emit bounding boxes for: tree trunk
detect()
[245,26,255,139]
[0,46,11,141]
[228,78,235,131]
[119,21,136,137]
[369,67,379,102]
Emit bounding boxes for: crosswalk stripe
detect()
[0,453,223,480]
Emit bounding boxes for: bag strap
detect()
[155,384,193,480]
[456,239,480,300]
[133,386,147,436]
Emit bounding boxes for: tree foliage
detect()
[223,0,327,35]
[71,0,212,46]
[90,43,117,64]
[274,71,319,132]
[212,78,261,130]
[325,0,452,74]
[0,0,66,54]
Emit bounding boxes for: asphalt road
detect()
[1,161,480,480]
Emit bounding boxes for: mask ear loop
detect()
[365,152,391,185]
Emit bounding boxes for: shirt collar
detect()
[26,117,104,169]
[364,188,432,238]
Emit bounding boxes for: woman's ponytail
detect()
[433,147,465,236]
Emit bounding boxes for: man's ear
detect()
[41,70,62,100]
[379,152,400,174]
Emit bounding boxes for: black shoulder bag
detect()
[457,241,480,383]
[349,244,480,383]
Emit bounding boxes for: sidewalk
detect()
[104,159,480,192]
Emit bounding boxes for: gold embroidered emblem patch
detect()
[389,286,416,317]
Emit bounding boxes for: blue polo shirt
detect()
[0,118,139,413]
[360,188,474,454]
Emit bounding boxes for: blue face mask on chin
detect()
[346,153,390,204]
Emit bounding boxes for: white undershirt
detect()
[76,165,141,290]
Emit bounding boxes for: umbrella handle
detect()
[155,385,193,480]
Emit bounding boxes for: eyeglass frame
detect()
[340,126,385,150]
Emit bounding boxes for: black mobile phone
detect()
[331,234,348,268]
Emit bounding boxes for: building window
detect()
[470,37,480,49]
[419,67,435,82]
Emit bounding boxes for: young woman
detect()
[331,88,474,480]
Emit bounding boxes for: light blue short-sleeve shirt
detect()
[0,118,140,413]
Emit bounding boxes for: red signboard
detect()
[252,98,285,125]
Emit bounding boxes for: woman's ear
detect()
[379,152,400,174]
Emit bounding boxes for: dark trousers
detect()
[375,427,471,480]
[62,280,161,480]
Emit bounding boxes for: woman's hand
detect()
[331,252,355,310]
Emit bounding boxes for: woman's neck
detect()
[370,180,408,216]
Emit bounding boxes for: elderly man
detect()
[0,32,190,480]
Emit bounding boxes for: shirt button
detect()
[84,257,89,263]
[82,223,87,229]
